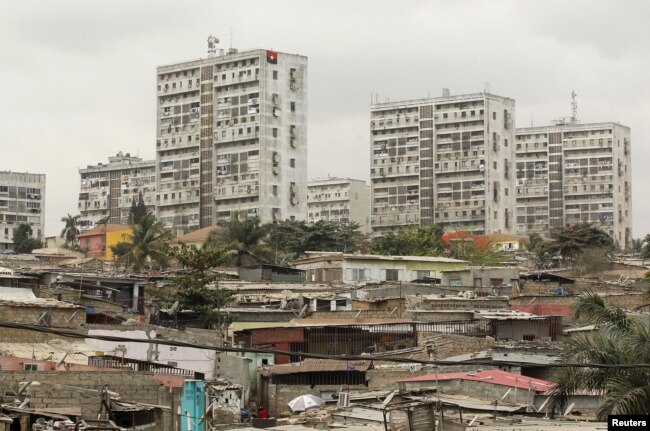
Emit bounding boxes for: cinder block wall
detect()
[0,371,170,419]
[0,304,85,328]
[36,287,125,315]
[85,324,221,347]
[416,332,495,359]
[266,383,367,417]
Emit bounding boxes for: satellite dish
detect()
[169,301,180,316]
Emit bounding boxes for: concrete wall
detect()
[0,370,172,420]
[441,267,519,288]
[215,353,252,404]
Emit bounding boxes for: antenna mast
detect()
[570,90,578,124]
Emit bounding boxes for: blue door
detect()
[181,380,204,431]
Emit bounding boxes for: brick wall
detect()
[510,292,647,311]
[0,371,170,419]
[367,364,500,390]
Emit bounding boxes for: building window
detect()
[290,101,296,112]
[290,158,295,168]
[272,128,278,137]
[385,269,399,281]
[272,185,278,196]
[273,70,278,80]
[348,268,367,282]
[415,270,430,280]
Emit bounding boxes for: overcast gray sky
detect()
[1,0,648,238]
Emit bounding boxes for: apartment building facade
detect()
[0,171,46,250]
[156,47,307,234]
[370,91,516,235]
[78,152,156,231]
[307,177,371,232]
[515,122,631,246]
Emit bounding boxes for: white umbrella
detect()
[288,394,324,412]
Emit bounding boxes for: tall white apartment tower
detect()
[0,171,46,250]
[515,122,632,247]
[370,90,516,235]
[156,42,308,233]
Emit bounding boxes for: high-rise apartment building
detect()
[307,177,371,232]
[0,171,46,250]
[515,122,631,246]
[78,152,156,231]
[156,43,307,234]
[370,91,516,235]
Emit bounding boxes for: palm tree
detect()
[205,215,272,266]
[120,213,172,272]
[550,291,650,419]
[60,214,81,246]
[629,237,644,256]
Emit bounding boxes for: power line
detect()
[1,321,649,369]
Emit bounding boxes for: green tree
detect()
[628,238,644,256]
[369,224,445,256]
[550,291,650,419]
[118,213,172,272]
[13,223,43,253]
[60,213,81,246]
[572,246,613,277]
[168,244,236,331]
[129,192,148,224]
[545,223,614,259]
[527,232,544,254]
[268,220,367,258]
[641,234,650,259]
[109,241,132,263]
[205,215,272,266]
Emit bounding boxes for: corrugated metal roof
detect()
[398,369,556,392]
[265,358,372,375]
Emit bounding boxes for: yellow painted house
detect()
[78,223,132,260]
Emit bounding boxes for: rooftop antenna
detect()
[207,35,219,58]
[230,28,233,49]
[484,82,491,93]
[570,90,578,124]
